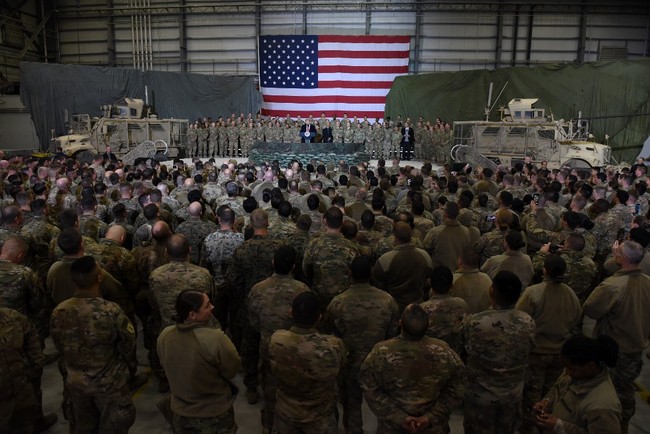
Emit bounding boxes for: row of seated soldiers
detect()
[1,151,649,432]
[186,111,453,161]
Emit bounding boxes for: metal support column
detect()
[525,4,535,66]
[494,0,504,69]
[179,0,187,71]
[577,0,587,62]
[413,0,422,74]
[107,0,116,66]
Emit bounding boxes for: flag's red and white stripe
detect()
[260,35,410,119]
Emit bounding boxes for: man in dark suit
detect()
[300,119,317,143]
[401,122,415,160]
[103,145,118,163]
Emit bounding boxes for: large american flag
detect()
[259,35,410,119]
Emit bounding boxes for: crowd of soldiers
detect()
[1,147,650,434]
[186,112,453,161]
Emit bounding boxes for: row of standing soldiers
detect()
[186,116,454,162]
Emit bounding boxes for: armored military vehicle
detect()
[52,97,188,165]
[451,98,612,170]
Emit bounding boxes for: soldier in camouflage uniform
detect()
[369,122,384,159]
[149,233,216,330]
[176,202,217,265]
[282,122,296,143]
[342,122,353,143]
[247,246,311,431]
[208,122,219,157]
[0,237,47,339]
[531,233,597,303]
[217,121,228,157]
[197,124,209,158]
[302,207,360,308]
[269,291,347,434]
[461,270,536,434]
[414,122,425,160]
[149,233,216,391]
[332,120,343,144]
[201,207,244,332]
[95,226,139,321]
[352,122,366,151]
[228,208,285,404]
[359,303,465,434]
[50,256,136,433]
[226,120,239,157]
[240,121,255,158]
[323,255,399,434]
[390,126,402,160]
[21,198,60,253]
[186,124,198,158]
[78,197,109,241]
[268,201,296,240]
[420,265,469,355]
[0,307,48,433]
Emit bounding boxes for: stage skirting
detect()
[249,141,370,166]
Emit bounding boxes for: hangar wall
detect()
[2,1,648,83]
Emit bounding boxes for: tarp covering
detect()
[20,62,260,150]
[386,59,650,164]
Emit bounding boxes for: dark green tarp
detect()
[386,59,650,164]
[20,62,261,151]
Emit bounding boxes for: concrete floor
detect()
[39,317,650,434]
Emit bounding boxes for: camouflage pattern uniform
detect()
[461,306,536,434]
[227,124,239,157]
[50,295,136,433]
[248,274,310,430]
[474,228,508,265]
[217,124,228,157]
[228,235,285,392]
[186,127,198,157]
[420,294,469,354]
[0,307,43,434]
[592,210,626,260]
[282,124,297,143]
[391,128,402,160]
[532,250,597,303]
[331,123,342,144]
[322,282,399,434]
[240,124,255,157]
[131,239,169,367]
[269,216,296,240]
[21,215,60,250]
[150,261,217,330]
[0,259,47,338]
[95,238,139,315]
[302,233,360,307]
[359,334,465,434]
[209,124,219,157]
[176,216,218,265]
[197,127,209,157]
[269,325,347,434]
